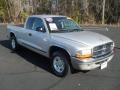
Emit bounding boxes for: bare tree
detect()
[102,0,106,24]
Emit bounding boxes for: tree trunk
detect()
[102,0,106,24]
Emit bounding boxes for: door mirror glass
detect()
[36,27,46,32]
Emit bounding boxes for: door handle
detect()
[28,33,32,36]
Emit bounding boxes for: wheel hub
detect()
[11,39,16,49]
[53,56,65,73]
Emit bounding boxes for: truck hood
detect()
[51,31,113,47]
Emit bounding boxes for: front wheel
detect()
[51,51,70,77]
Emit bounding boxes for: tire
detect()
[51,51,70,77]
[10,36,19,51]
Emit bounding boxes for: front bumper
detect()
[71,53,114,70]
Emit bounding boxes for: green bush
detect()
[20,11,28,23]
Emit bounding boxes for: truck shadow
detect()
[0,40,52,74]
[0,40,86,76]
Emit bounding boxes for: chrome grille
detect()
[93,42,113,58]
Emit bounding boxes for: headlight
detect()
[75,49,92,59]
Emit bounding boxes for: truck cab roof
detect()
[29,15,66,19]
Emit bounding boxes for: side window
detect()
[26,17,34,30]
[32,18,45,31]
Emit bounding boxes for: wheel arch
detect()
[10,32,15,38]
[49,46,71,60]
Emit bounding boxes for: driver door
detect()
[26,18,49,54]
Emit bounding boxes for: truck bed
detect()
[14,24,24,28]
[7,24,24,31]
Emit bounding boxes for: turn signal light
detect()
[75,53,92,59]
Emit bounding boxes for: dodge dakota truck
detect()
[7,15,114,77]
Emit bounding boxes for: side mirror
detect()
[36,27,46,32]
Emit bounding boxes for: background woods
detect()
[0,0,120,24]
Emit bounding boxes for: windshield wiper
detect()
[69,28,83,32]
[51,28,83,33]
[51,29,68,33]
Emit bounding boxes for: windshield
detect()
[45,17,83,33]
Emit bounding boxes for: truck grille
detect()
[93,42,113,58]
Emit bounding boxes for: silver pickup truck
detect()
[7,15,114,77]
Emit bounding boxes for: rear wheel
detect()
[51,51,70,77]
[10,36,19,51]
